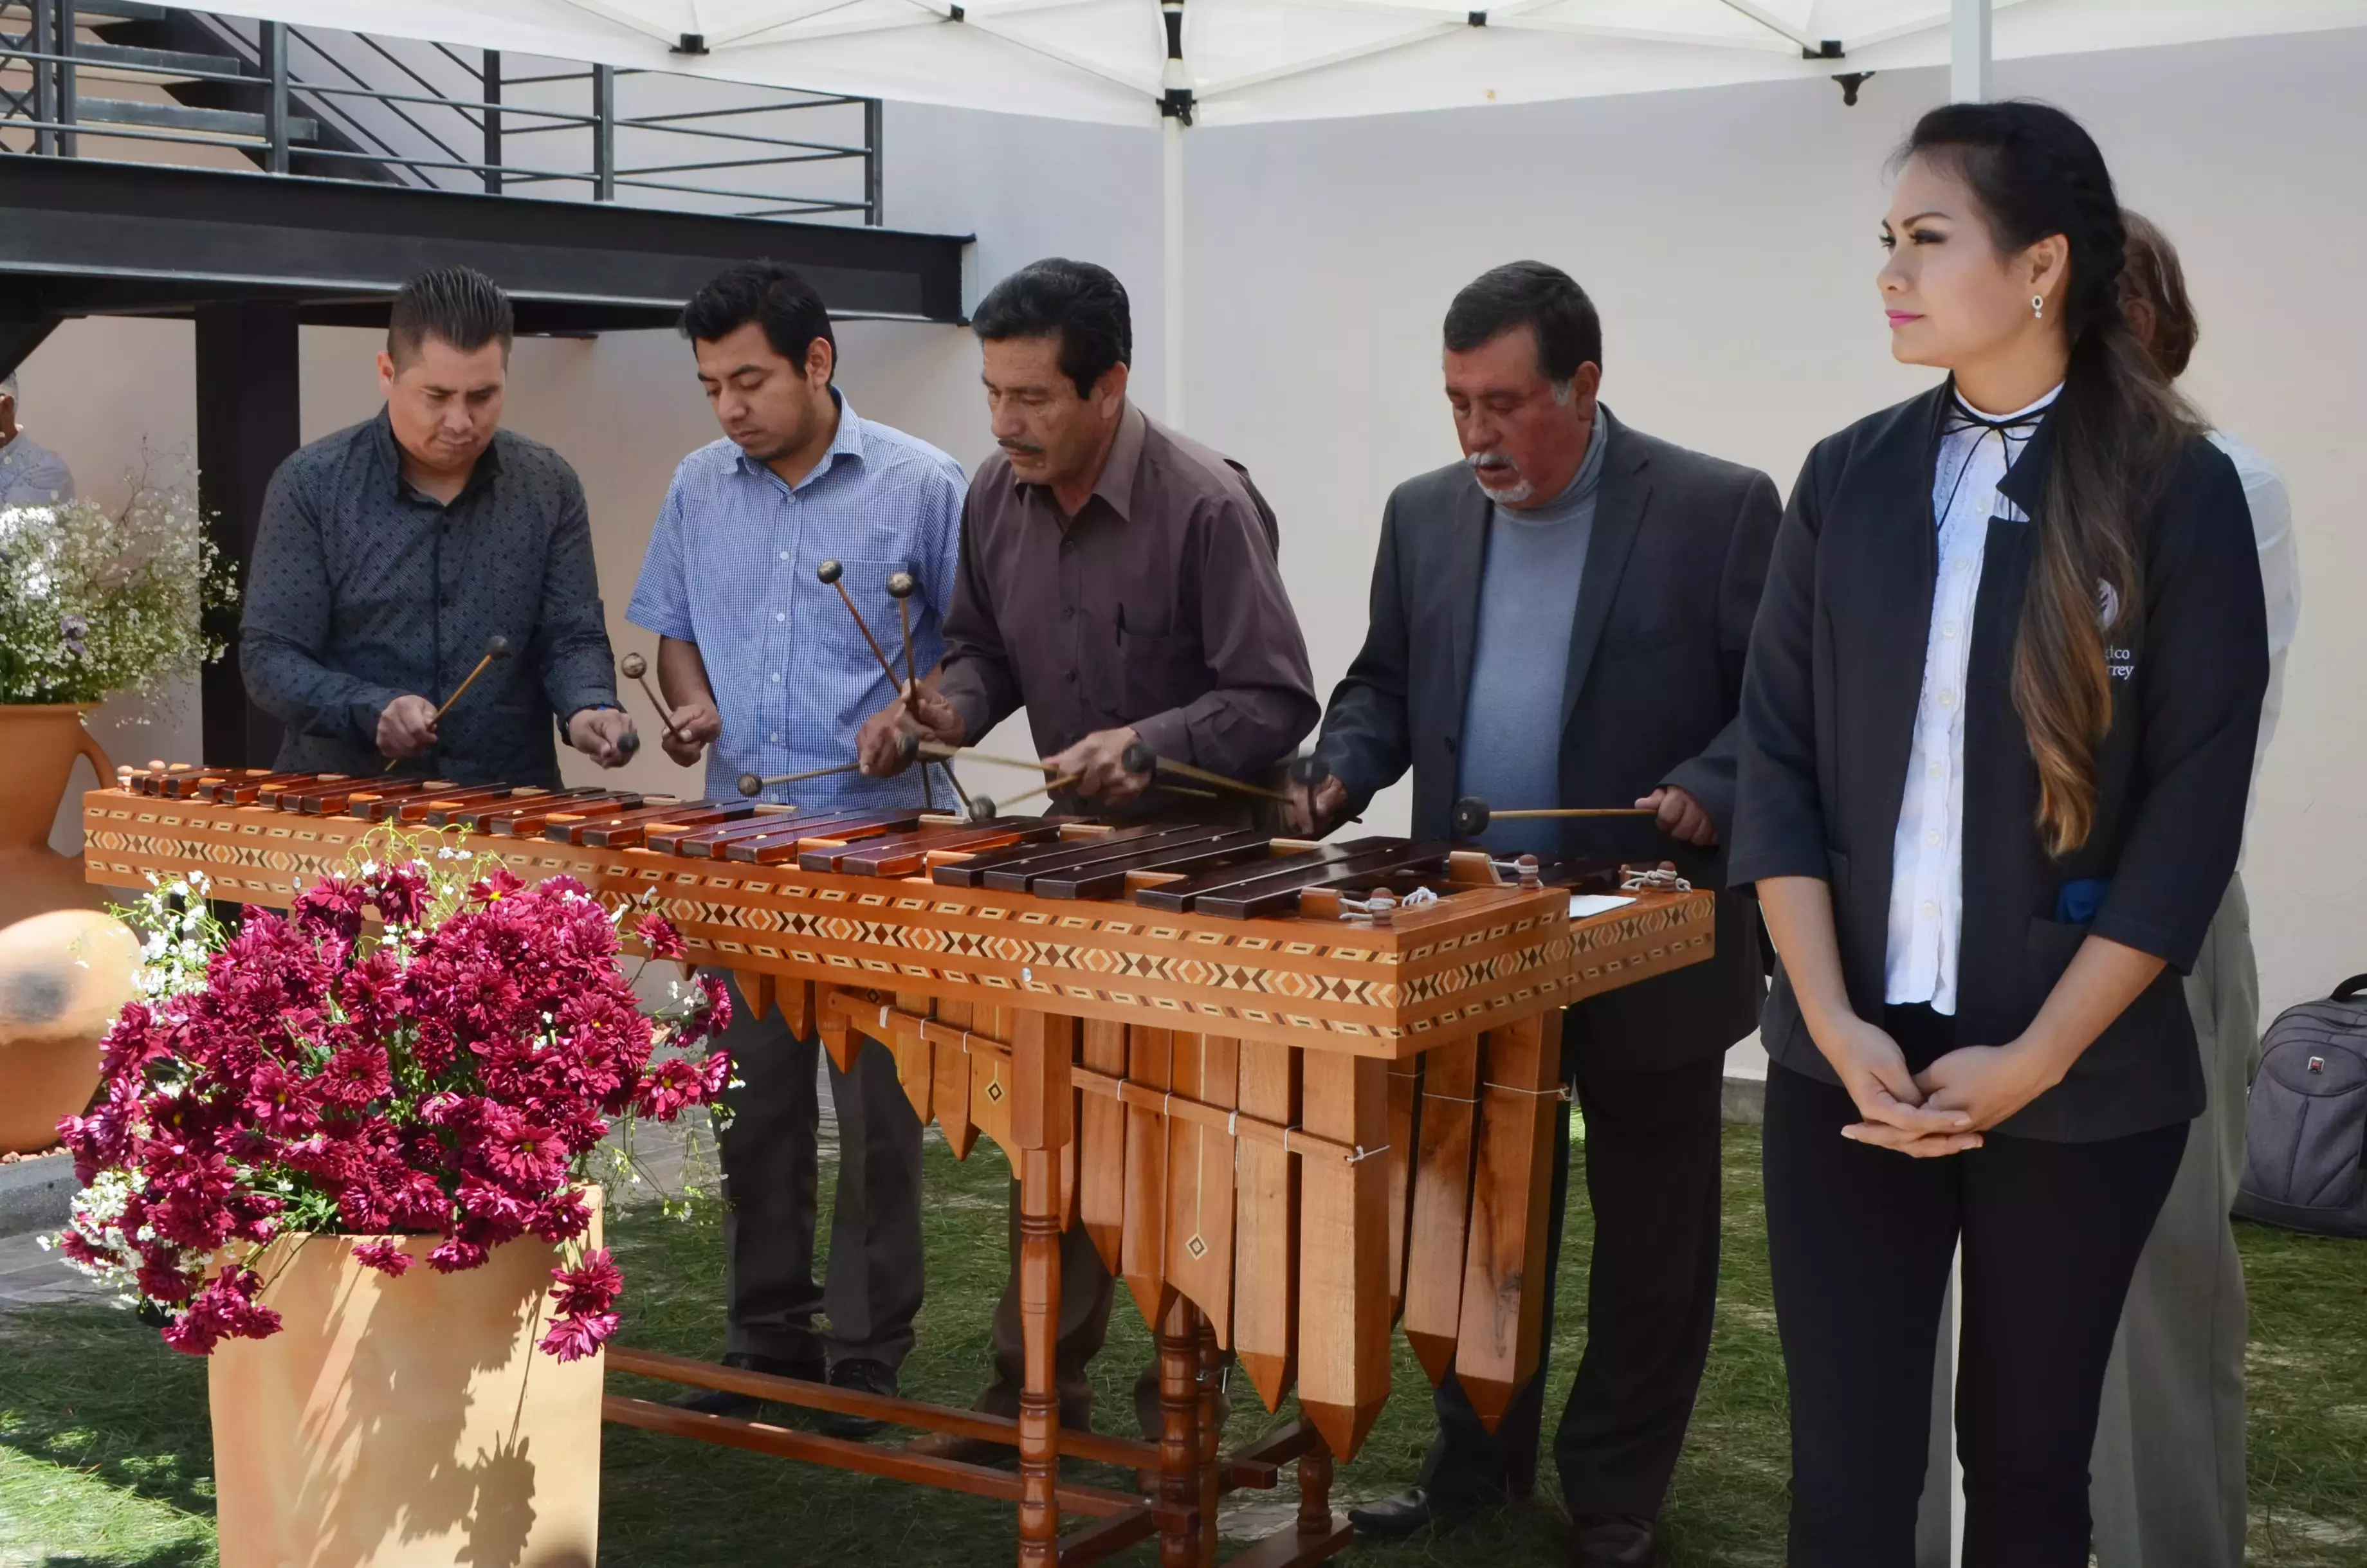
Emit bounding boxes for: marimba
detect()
[86,766,1716,1567]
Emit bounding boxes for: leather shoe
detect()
[1569,1513,1665,1568]
[818,1358,897,1441]
[1346,1486,1481,1540]
[668,1351,823,1419]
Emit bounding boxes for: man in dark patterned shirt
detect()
[242,267,635,787]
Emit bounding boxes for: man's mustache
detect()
[999,439,1046,457]
[1467,452,1516,471]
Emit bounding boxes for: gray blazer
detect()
[1316,406,1780,1070]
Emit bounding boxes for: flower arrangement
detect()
[51,834,732,1363]
[0,477,237,704]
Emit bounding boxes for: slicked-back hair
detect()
[972,259,1131,400]
[387,266,514,367]
[1444,261,1603,387]
[679,260,836,379]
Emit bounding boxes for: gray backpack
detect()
[2234,976,2367,1238]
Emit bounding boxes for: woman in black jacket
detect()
[1728,100,2267,1565]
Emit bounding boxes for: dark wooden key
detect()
[160,767,256,799]
[1199,843,1458,920]
[982,824,1248,895]
[263,774,364,810]
[370,783,515,823]
[295,777,441,816]
[1129,836,1401,913]
[801,820,1064,877]
[1033,829,1272,900]
[929,824,1169,889]
[196,770,315,803]
[651,808,906,858]
[574,802,756,850]
[138,763,202,797]
[426,787,603,829]
[538,798,711,846]
[722,811,927,864]
[469,791,644,837]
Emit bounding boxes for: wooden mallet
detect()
[1119,740,1295,805]
[617,651,689,746]
[960,772,1084,825]
[1450,793,1658,839]
[383,634,509,770]
[737,734,918,798]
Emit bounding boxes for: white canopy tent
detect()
[187,0,2367,424]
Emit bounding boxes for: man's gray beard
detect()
[1469,459,1532,506]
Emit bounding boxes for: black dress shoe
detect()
[1569,1513,1665,1568]
[669,1350,824,1419]
[1347,1486,1482,1540]
[818,1358,898,1441]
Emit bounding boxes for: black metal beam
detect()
[0,155,969,328]
[195,302,296,770]
[0,315,63,381]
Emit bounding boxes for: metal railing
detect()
[0,1,881,222]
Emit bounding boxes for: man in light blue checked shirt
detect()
[626,260,964,1436]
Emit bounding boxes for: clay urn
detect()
[0,908,141,1154]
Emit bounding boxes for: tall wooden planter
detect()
[0,703,112,926]
[209,1190,605,1568]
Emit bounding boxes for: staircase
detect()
[1,3,877,217]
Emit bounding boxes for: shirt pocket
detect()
[1117,623,1209,724]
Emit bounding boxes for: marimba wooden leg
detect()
[1194,1318,1223,1568]
[1012,1010,1077,1567]
[1297,1436,1334,1536]
[1156,1295,1204,1568]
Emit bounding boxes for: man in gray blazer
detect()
[1289,262,1777,1568]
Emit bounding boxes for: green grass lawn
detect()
[3,1124,2362,1566]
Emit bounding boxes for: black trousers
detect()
[1762,1007,2187,1568]
[713,975,926,1369]
[1419,1046,1726,1519]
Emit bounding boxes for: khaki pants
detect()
[2089,876,2254,1568]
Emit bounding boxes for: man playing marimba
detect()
[242,267,636,784]
[856,257,1319,1449]
[1288,262,1778,1567]
[627,260,967,1437]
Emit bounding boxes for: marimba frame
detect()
[83,781,1715,1565]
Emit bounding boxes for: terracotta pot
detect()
[0,908,140,1154]
[0,703,114,927]
[210,1190,605,1568]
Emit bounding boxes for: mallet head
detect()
[1120,740,1156,776]
[816,559,844,587]
[616,729,640,761]
[484,634,513,661]
[618,651,648,680]
[886,571,915,600]
[895,730,920,769]
[962,796,1000,825]
[1288,754,1326,787]
[737,772,765,798]
[1450,795,1491,839]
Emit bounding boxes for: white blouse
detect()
[1884,383,2061,1016]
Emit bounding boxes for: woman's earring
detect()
[2032,294,2045,320]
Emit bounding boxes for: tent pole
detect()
[1163,114,1185,430]
[1160,0,1191,432]
[1950,0,1991,102]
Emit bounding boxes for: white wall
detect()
[19,23,2361,1019]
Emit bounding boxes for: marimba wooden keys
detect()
[724,810,927,864]
[1164,1033,1240,1349]
[577,802,756,849]
[800,819,1060,876]
[1194,843,1461,920]
[372,783,518,823]
[1230,1039,1298,1413]
[1126,838,1380,914]
[1295,1052,1390,1462]
[1034,830,1270,901]
[1400,1034,1483,1385]
[1454,1015,1561,1430]
[928,823,1158,889]
[1122,1026,1174,1327]
[1076,1018,1129,1276]
[468,790,644,836]
[540,799,716,845]
[974,825,1225,895]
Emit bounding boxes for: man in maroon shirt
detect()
[857,257,1317,1448]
